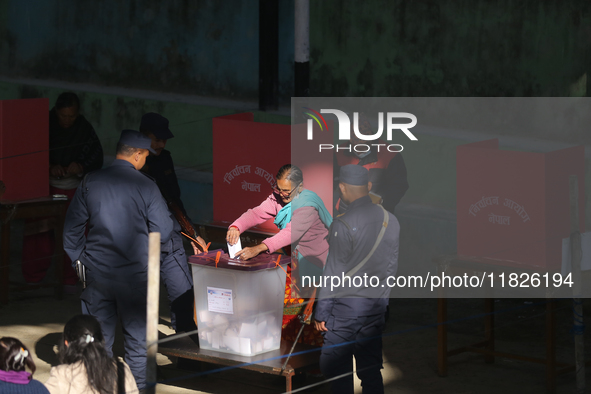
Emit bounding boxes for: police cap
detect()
[118,129,156,154]
[140,112,174,140]
[339,164,369,186]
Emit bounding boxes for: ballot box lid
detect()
[188,249,289,271]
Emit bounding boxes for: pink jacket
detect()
[230,193,330,266]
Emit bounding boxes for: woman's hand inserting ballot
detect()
[234,243,269,261]
[226,226,241,246]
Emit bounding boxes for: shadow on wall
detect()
[396,203,457,277]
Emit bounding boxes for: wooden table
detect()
[0,196,68,303]
[433,255,582,394]
[158,335,320,392]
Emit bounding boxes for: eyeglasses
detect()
[272,182,301,198]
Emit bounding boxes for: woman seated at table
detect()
[226,164,332,345]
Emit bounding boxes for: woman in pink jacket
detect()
[226,164,332,345]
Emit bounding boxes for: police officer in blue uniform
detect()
[139,112,205,335]
[63,130,173,390]
[314,164,400,394]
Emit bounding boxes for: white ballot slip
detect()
[228,238,242,259]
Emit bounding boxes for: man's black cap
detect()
[118,129,156,154]
[140,112,174,140]
[339,164,369,186]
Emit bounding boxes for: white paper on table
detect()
[228,239,242,258]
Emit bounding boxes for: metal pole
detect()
[259,0,279,111]
[569,175,585,393]
[146,232,161,394]
[294,0,310,97]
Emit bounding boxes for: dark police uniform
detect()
[63,159,173,390]
[335,144,409,214]
[315,194,400,394]
[142,149,197,334]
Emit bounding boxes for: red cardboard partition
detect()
[0,98,49,201]
[212,113,290,233]
[290,120,334,215]
[456,139,585,271]
[212,114,334,234]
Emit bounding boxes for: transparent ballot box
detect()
[189,250,289,356]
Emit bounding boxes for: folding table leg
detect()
[437,297,448,376]
[484,298,495,363]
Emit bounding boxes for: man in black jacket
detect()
[315,165,400,394]
[64,130,172,390]
[140,112,204,334]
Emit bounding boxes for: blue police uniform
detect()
[315,194,400,394]
[63,158,173,390]
[143,149,197,334]
[334,146,409,214]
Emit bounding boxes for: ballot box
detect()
[456,139,585,271]
[189,250,289,356]
[0,98,49,200]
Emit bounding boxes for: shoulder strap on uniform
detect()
[332,214,354,249]
[116,358,125,394]
[345,205,389,278]
[336,215,352,231]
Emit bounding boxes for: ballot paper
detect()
[197,311,282,355]
[228,239,242,258]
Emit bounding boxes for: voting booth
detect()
[212,113,290,233]
[0,98,49,201]
[456,139,585,271]
[212,113,333,232]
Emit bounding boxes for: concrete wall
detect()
[310,1,590,100]
[0,0,295,102]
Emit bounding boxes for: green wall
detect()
[311,1,590,99]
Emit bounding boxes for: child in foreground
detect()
[0,337,49,393]
[45,314,137,394]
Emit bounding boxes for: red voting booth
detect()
[213,113,290,233]
[0,98,49,201]
[456,139,585,271]
[212,113,333,233]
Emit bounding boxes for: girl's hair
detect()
[59,315,116,394]
[0,337,36,376]
[276,164,303,185]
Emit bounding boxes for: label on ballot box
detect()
[207,287,233,314]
